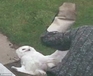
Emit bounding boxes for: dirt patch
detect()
[0,33,19,64]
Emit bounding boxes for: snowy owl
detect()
[11,46,67,76]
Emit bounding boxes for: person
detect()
[40,2,93,76]
[41,25,93,76]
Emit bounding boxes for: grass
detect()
[0,0,93,55]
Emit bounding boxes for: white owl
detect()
[11,46,67,76]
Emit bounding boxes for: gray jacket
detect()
[41,26,93,76]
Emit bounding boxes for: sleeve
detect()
[40,30,72,51]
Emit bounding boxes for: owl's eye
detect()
[22,48,25,50]
[27,49,30,51]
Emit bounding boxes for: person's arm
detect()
[41,31,71,51]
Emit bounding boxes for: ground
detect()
[0,33,18,64]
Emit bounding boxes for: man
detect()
[41,2,93,76]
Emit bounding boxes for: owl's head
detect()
[16,46,36,58]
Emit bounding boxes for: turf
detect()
[0,0,93,54]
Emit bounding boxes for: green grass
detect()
[0,0,93,55]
